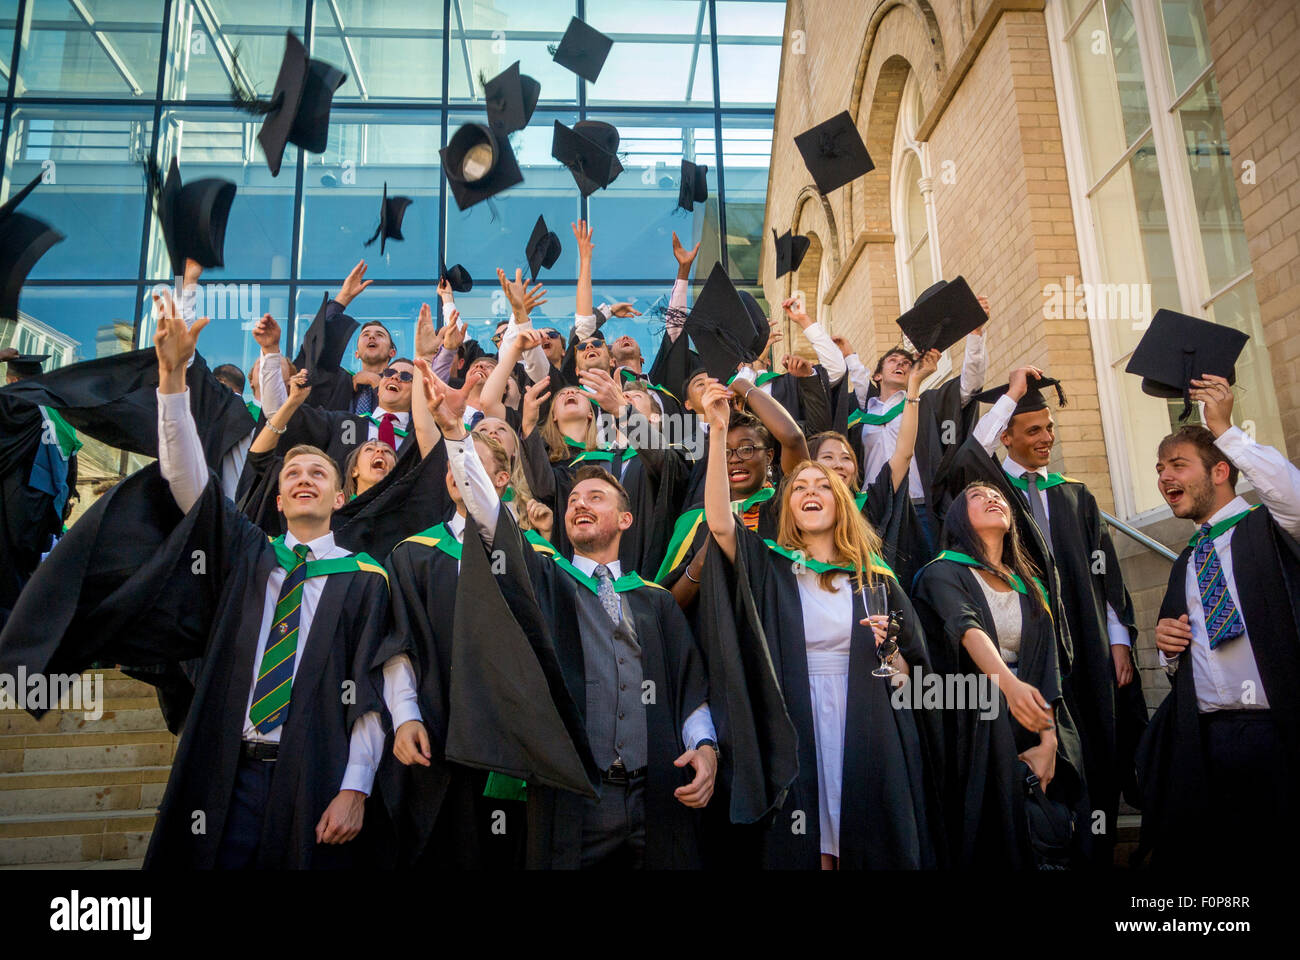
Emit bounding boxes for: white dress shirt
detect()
[158,387,391,795]
[1160,427,1300,711]
[843,353,872,407]
[363,407,411,444]
[797,321,846,386]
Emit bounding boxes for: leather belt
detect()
[601,759,646,784]
[240,740,280,762]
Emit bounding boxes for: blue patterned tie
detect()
[593,564,622,625]
[1193,523,1245,650]
[249,543,310,734]
[354,385,375,417]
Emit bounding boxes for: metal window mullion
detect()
[708,0,727,275]
[436,0,450,315]
[133,0,174,345]
[0,0,30,179]
[286,0,316,353]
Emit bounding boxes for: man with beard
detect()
[1140,374,1300,870]
[459,456,719,868]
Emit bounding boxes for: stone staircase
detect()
[0,670,174,868]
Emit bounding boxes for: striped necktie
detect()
[1193,523,1245,650]
[249,543,311,734]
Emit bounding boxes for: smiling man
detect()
[963,365,1148,866]
[1140,374,1300,871]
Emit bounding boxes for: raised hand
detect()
[415,302,440,359]
[1190,374,1234,437]
[437,277,454,303]
[525,498,554,540]
[578,367,626,415]
[337,260,373,308]
[782,354,814,378]
[572,219,594,260]
[497,267,548,318]
[608,301,642,319]
[701,379,732,431]
[252,313,282,352]
[671,231,701,273]
[442,313,467,352]
[153,294,208,376]
[911,348,940,385]
[1007,365,1045,401]
[782,297,812,329]
[285,368,311,406]
[831,334,853,358]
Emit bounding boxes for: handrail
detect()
[1101,510,1179,562]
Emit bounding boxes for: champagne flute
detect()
[863,582,898,678]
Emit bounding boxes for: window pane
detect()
[148,108,297,281]
[5,105,152,281]
[1177,74,1252,292]
[1088,137,1178,358]
[715,0,783,106]
[449,0,578,105]
[166,1,307,100]
[444,109,581,282]
[586,0,712,107]
[584,113,721,281]
[1067,0,1150,184]
[298,110,441,281]
[0,0,17,76]
[1160,0,1212,96]
[1204,280,1282,448]
[314,1,442,102]
[720,116,770,282]
[17,0,163,99]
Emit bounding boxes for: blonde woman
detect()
[700,380,939,871]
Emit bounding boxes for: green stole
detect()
[932,549,1049,608]
[763,540,896,580]
[1191,504,1260,546]
[654,485,777,582]
[847,397,905,429]
[268,536,388,584]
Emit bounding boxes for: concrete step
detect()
[0,765,170,817]
[0,730,177,775]
[99,673,160,700]
[0,699,166,736]
[0,857,143,870]
[0,809,157,866]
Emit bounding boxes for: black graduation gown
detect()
[0,467,389,868]
[855,462,927,599]
[655,486,780,587]
[848,376,978,522]
[911,557,1089,869]
[1135,505,1300,870]
[711,521,940,869]
[271,401,417,477]
[521,554,711,869]
[0,393,67,621]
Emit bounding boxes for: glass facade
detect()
[0,0,783,448]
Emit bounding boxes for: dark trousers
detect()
[1201,710,1294,865]
[580,778,646,870]
[215,756,275,870]
[912,497,938,559]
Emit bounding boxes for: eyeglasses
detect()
[491,331,506,345]
[542,330,563,340]
[725,443,768,462]
[575,339,604,352]
[380,368,414,382]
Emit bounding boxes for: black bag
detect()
[1018,760,1075,870]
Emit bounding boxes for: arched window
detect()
[892,73,939,309]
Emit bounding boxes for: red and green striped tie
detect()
[249,543,311,734]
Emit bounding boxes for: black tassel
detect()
[486,197,500,224]
[547,43,559,56]
[363,223,382,247]
[228,46,277,116]
[1178,348,1196,421]
[142,157,165,222]
[1053,380,1067,407]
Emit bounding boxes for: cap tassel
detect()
[228,47,278,117]
[142,157,164,216]
[1052,381,1067,407]
[1178,348,1196,421]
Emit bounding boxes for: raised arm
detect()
[782,297,846,386]
[252,312,288,417]
[971,364,1044,456]
[410,356,443,458]
[701,381,739,563]
[734,374,808,475]
[153,291,212,514]
[428,375,502,546]
[959,296,990,403]
[250,369,311,455]
[887,349,939,493]
[574,220,595,331]
[665,231,700,342]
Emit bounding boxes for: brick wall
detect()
[1203,0,1300,461]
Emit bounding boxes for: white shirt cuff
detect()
[682,703,717,750]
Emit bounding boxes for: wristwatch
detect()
[695,738,718,758]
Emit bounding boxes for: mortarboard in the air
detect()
[363,182,413,256]
[231,32,348,177]
[484,61,541,135]
[772,228,810,278]
[1125,308,1250,420]
[552,120,624,196]
[678,159,708,212]
[551,16,614,84]
[145,157,237,279]
[0,173,65,322]
[971,375,1067,417]
[651,325,707,407]
[794,111,874,195]
[738,290,770,360]
[526,215,562,282]
[896,277,986,354]
[441,262,472,293]
[293,292,359,387]
[2,351,50,378]
[685,262,756,382]
[441,122,524,210]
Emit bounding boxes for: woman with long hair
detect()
[699,381,939,870]
[911,481,1089,868]
[343,439,397,500]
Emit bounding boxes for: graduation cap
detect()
[971,375,1067,417]
[363,183,413,256]
[483,61,541,135]
[794,111,874,195]
[441,262,472,294]
[678,159,708,212]
[551,16,613,84]
[738,290,770,360]
[526,215,562,282]
[772,228,810,278]
[1125,308,1250,420]
[896,276,985,354]
[231,32,348,177]
[144,157,237,279]
[685,263,756,382]
[293,292,359,387]
[1,350,49,379]
[441,122,524,210]
[552,120,623,196]
[0,173,65,323]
